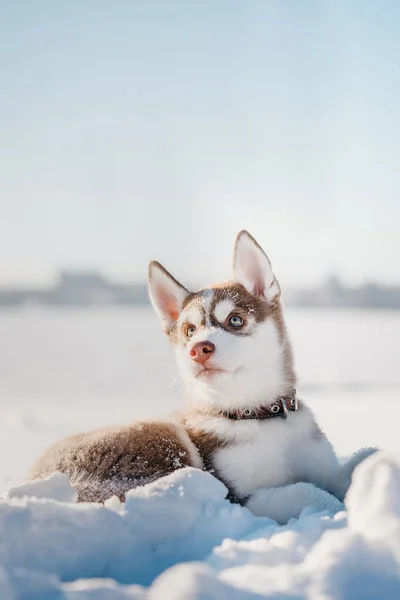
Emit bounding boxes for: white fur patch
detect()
[185,305,203,327]
[176,318,286,411]
[201,290,214,326]
[214,299,236,323]
[192,407,342,500]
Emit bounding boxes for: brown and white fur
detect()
[30,231,348,506]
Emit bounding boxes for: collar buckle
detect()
[288,392,297,411]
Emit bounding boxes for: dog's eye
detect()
[186,325,196,338]
[228,315,244,328]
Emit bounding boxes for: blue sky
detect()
[1,1,400,288]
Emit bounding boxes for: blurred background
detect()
[1,1,400,491]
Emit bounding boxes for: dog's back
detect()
[30,421,203,502]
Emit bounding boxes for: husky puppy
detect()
[30,231,347,506]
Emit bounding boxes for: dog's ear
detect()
[148,261,190,333]
[233,231,280,302]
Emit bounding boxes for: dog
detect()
[30,231,349,507]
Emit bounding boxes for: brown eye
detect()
[228,315,244,328]
[186,325,196,338]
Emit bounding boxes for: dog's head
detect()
[148,231,296,410]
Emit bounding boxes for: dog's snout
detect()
[189,341,215,364]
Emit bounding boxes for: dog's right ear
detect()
[233,230,280,303]
[148,261,190,333]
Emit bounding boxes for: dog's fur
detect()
[30,231,348,506]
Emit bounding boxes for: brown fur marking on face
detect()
[172,282,275,343]
[181,281,281,327]
[170,280,296,389]
[30,421,200,503]
[213,284,296,390]
[181,291,205,311]
[209,283,272,334]
[168,293,206,343]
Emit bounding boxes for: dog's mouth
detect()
[196,367,227,378]
[195,365,243,378]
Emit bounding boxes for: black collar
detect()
[224,391,298,421]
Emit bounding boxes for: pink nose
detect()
[189,341,215,364]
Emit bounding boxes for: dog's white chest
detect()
[213,418,302,497]
[186,405,341,499]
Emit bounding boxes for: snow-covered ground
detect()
[1,451,400,599]
[0,307,399,598]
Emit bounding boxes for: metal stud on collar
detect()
[271,404,280,413]
[243,409,252,417]
[281,398,288,419]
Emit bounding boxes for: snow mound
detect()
[1,451,400,598]
[5,471,77,503]
[246,481,343,522]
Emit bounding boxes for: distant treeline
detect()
[1,271,400,310]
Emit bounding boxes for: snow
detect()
[5,471,78,503]
[245,481,343,522]
[0,451,400,599]
[1,307,400,598]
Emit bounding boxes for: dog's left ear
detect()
[148,261,190,333]
[233,230,280,302]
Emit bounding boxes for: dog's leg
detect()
[294,437,378,501]
[334,447,378,498]
[291,435,346,500]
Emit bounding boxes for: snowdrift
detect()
[1,450,400,599]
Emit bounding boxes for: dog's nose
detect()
[189,341,215,364]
